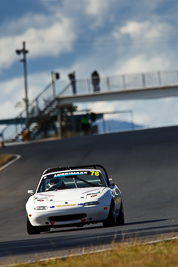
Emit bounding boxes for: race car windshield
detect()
[37,170,106,192]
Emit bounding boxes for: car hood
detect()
[33,187,106,203]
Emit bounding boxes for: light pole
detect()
[16,41,29,129]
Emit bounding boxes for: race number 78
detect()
[90,171,99,176]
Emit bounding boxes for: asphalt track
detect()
[1,126,178,265]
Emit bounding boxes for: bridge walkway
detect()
[1,69,178,141]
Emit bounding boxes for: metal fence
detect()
[56,70,178,97]
[1,69,178,141]
[65,70,178,95]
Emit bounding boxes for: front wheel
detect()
[103,201,116,227]
[27,217,41,235]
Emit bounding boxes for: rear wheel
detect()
[103,201,116,227]
[116,201,124,225]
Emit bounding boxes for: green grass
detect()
[0,153,14,167]
[13,239,178,267]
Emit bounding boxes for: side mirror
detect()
[109,177,113,182]
[27,190,34,195]
[109,183,115,189]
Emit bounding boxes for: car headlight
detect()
[34,206,48,210]
[84,201,99,206]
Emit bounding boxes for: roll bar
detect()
[43,164,110,186]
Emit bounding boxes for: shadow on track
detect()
[1,219,178,260]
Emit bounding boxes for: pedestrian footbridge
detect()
[1,69,178,141]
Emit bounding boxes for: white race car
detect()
[26,165,124,234]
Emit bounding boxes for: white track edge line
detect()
[2,235,178,267]
[0,154,21,171]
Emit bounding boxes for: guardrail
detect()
[1,69,178,141]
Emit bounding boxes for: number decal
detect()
[90,171,99,176]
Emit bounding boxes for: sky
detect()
[1,0,178,132]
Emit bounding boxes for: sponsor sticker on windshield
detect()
[53,171,100,178]
[54,171,88,177]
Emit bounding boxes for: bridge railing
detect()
[106,70,178,90]
[56,69,178,96]
[1,69,178,141]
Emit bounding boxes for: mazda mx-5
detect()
[26,164,124,234]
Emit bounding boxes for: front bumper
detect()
[27,204,110,227]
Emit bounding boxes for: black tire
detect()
[116,201,125,225]
[103,201,116,227]
[27,217,41,235]
[40,226,50,233]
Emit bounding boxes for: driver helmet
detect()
[47,177,61,189]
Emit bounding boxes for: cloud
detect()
[83,0,116,29]
[40,0,57,2]
[115,55,170,74]
[84,0,109,15]
[0,77,25,118]
[112,20,171,42]
[120,20,170,39]
[106,20,173,75]
[0,12,77,73]
[24,20,76,57]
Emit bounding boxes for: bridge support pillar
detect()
[57,109,62,139]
